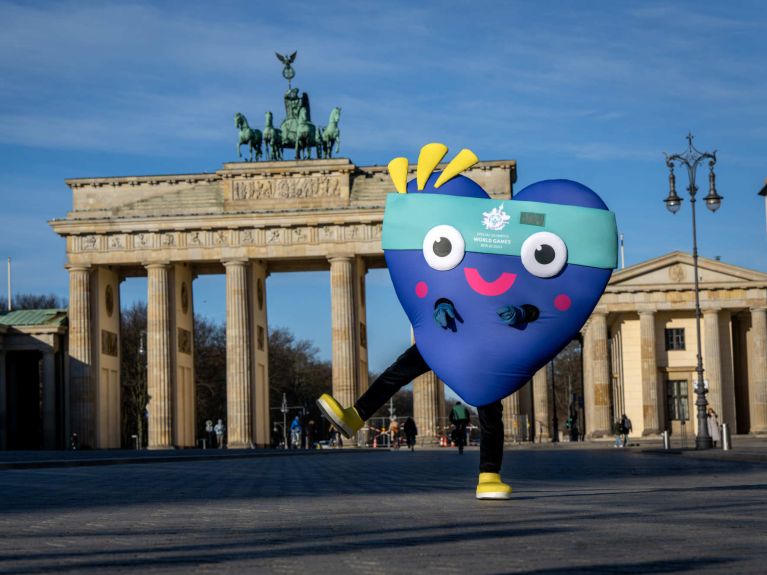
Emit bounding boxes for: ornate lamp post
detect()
[663,133,722,450]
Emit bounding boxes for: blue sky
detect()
[1,1,765,372]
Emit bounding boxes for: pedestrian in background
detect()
[620,413,632,447]
[389,417,400,449]
[306,419,316,449]
[450,401,470,454]
[707,408,721,447]
[204,419,215,449]
[290,415,302,449]
[404,417,418,451]
[214,419,226,449]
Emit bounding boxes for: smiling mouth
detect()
[463,268,517,296]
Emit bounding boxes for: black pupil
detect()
[535,244,556,265]
[433,237,452,257]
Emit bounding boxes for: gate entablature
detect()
[50,159,515,268]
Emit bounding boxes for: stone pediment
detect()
[608,251,767,290]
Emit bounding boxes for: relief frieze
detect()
[231,175,341,200]
[72,222,383,253]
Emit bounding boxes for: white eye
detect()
[521,231,567,278]
[422,225,465,271]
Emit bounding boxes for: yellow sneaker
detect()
[316,393,364,439]
[476,472,512,500]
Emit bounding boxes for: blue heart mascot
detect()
[318,143,617,499]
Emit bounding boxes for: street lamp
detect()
[550,358,559,443]
[663,133,722,450]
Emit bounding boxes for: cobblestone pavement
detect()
[0,447,765,574]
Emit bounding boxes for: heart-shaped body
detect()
[383,175,616,407]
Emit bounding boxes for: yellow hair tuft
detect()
[388,157,409,193]
[433,148,479,189]
[416,143,449,190]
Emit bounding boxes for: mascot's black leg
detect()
[478,401,504,473]
[353,345,430,421]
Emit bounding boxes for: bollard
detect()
[662,430,670,450]
[722,423,731,451]
[132,434,139,450]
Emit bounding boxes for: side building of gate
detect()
[49,158,516,449]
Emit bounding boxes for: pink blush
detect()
[415,281,428,298]
[554,294,571,311]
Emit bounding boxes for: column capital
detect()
[637,307,656,317]
[327,254,354,264]
[144,262,171,270]
[750,306,767,314]
[65,264,92,273]
[222,258,249,268]
[703,307,722,315]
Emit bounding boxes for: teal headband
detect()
[382,193,618,269]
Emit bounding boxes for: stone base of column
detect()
[642,429,661,437]
[226,442,253,449]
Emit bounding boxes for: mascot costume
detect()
[318,143,617,499]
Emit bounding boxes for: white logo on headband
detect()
[482,203,511,231]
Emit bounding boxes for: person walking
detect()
[290,415,302,449]
[214,419,226,449]
[388,417,400,449]
[707,408,721,447]
[404,417,418,451]
[620,413,632,448]
[204,419,215,449]
[450,401,471,455]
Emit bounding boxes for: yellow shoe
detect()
[476,472,512,500]
[316,393,364,439]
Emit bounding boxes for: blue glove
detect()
[434,301,456,329]
[497,304,539,326]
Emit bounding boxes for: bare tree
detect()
[0,293,66,311]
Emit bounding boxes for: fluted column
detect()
[329,256,357,408]
[42,350,57,449]
[532,366,550,441]
[146,263,173,449]
[225,259,252,448]
[748,307,767,433]
[503,391,522,442]
[703,308,724,419]
[584,313,611,437]
[639,310,660,435]
[67,265,94,447]
[413,371,441,444]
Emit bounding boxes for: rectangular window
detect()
[664,328,686,351]
[667,380,689,421]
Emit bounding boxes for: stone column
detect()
[584,313,611,437]
[225,259,252,448]
[532,366,550,441]
[503,391,522,442]
[42,350,57,450]
[703,308,724,419]
[413,371,442,444]
[748,307,767,434]
[0,347,6,450]
[146,263,173,449]
[329,256,357,408]
[639,310,660,435]
[249,261,270,448]
[67,265,95,447]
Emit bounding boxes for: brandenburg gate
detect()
[49,158,516,449]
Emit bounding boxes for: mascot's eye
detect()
[521,231,567,278]
[423,225,465,271]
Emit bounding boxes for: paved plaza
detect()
[0,446,766,574]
